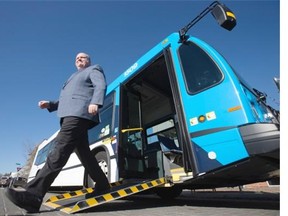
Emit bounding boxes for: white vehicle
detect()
[0,176,10,187]
[27,93,118,188]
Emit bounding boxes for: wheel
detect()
[154,186,183,199]
[84,151,109,188]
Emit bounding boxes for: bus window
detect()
[88,92,115,143]
[35,140,56,166]
[179,42,223,94]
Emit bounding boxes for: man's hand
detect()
[38,100,50,109]
[88,104,98,115]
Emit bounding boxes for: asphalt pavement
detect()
[0,186,280,216]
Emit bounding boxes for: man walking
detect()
[5,52,110,213]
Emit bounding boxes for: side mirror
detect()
[211,3,236,31]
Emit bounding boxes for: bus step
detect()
[44,177,166,214]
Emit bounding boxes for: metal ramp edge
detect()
[44,177,166,214]
[45,181,122,203]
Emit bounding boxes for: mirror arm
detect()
[179,1,220,42]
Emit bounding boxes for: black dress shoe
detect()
[5,188,43,213]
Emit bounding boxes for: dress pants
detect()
[25,116,110,198]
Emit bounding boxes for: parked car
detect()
[0,176,10,187]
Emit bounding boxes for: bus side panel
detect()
[27,164,43,183]
[192,128,249,174]
[51,153,84,186]
[170,37,256,175]
[184,81,251,131]
[179,72,252,175]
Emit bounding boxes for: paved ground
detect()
[0,186,280,216]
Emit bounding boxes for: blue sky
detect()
[0,0,281,175]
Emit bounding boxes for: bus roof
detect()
[107,32,180,93]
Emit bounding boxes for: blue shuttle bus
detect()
[108,1,280,196]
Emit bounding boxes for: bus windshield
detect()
[179,42,223,94]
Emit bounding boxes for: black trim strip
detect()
[190,126,236,138]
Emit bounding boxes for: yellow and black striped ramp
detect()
[44,177,165,214]
[45,181,122,203]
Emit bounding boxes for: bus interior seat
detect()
[157,135,183,166]
[157,135,181,152]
